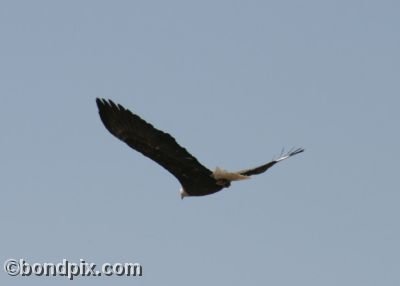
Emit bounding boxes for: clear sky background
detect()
[1,1,399,285]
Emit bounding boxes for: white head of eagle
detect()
[96,98,304,198]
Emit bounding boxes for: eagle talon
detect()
[216,179,231,188]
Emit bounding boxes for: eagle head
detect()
[180,187,189,200]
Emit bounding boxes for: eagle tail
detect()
[212,167,250,181]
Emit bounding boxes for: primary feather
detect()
[96,98,304,198]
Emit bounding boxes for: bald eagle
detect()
[96,98,304,199]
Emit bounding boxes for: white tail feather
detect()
[212,167,250,181]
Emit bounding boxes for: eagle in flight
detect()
[96,98,304,199]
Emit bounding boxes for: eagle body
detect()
[96,98,304,199]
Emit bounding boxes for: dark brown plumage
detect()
[96,98,304,198]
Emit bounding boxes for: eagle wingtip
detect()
[96,98,107,109]
[274,147,305,163]
[291,147,305,156]
[96,98,123,112]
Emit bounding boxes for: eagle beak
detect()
[179,187,187,200]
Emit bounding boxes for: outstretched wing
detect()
[96,98,214,189]
[239,148,304,176]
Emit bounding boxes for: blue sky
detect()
[1,1,399,285]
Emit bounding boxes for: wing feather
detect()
[96,98,214,189]
[239,148,304,176]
